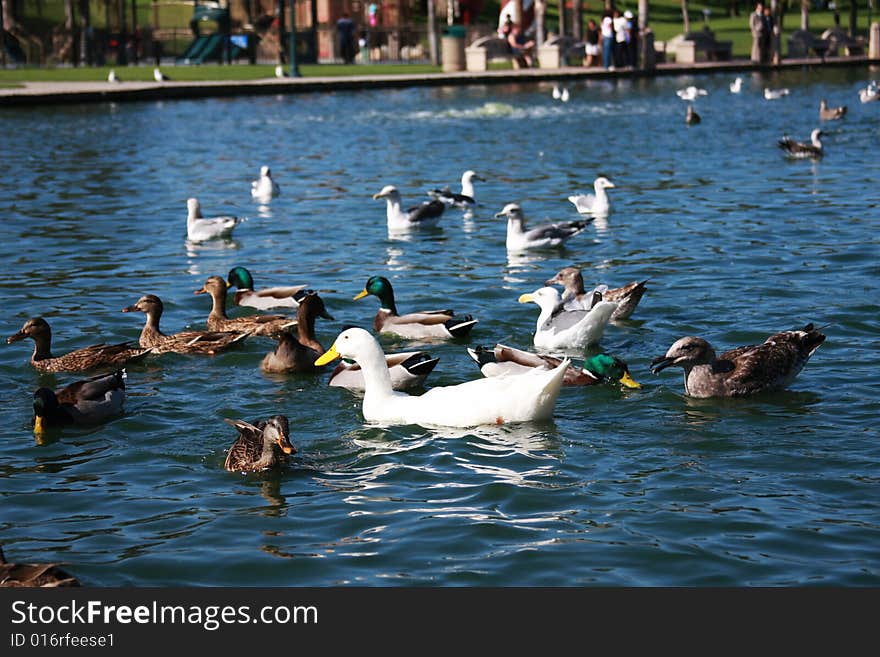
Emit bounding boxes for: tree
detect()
[681,0,690,33]
[801,0,809,31]
[849,0,857,37]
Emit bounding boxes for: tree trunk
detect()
[535,0,545,45]
[78,0,90,65]
[849,0,857,37]
[681,0,690,34]
[801,0,808,31]
[639,0,648,30]
[558,0,566,36]
[572,0,582,41]
[427,0,438,65]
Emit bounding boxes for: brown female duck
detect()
[260,292,334,373]
[223,415,296,473]
[0,546,80,587]
[546,267,648,320]
[122,294,250,355]
[7,317,152,373]
[193,276,297,338]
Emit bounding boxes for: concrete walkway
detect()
[0,56,875,107]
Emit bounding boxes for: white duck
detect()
[729,77,743,93]
[186,198,244,242]
[567,176,616,216]
[496,203,591,251]
[764,87,790,100]
[373,185,445,231]
[518,287,617,349]
[250,165,281,201]
[676,86,707,101]
[314,328,569,427]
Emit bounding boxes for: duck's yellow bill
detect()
[314,343,340,367]
[277,436,295,455]
[518,293,534,304]
[619,371,641,389]
[353,289,369,301]
[33,415,44,435]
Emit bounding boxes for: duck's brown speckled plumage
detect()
[122,294,249,355]
[223,416,296,473]
[194,276,297,338]
[0,546,80,587]
[546,267,647,320]
[651,324,826,398]
[7,317,152,373]
[260,292,333,373]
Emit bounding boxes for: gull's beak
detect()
[619,371,641,389]
[314,342,341,367]
[605,181,616,188]
[353,289,369,301]
[518,293,534,304]
[372,192,384,200]
[494,210,507,218]
[650,355,675,374]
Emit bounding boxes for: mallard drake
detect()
[315,328,569,427]
[567,176,616,216]
[0,546,80,587]
[778,129,824,159]
[186,198,244,242]
[194,276,297,338]
[32,369,126,436]
[546,267,647,320]
[373,185,446,231]
[260,292,334,373]
[467,344,640,388]
[122,294,249,355]
[223,416,295,473]
[496,203,591,251]
[353,275,477,340]
[518,287,617,349]
[685,104,701,125]
[819,98,847,121]
[7,317,152,373]
[226,266,308,310]
[329,351,439,391]
[428,170,484,208]
[651,323,826,398]
[251,165,281,201]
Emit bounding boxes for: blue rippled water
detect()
[1,67,878,586]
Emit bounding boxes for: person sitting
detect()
[507,23,535,68]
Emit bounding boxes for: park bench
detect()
[820,27,865,56]
[466,35,530,71]
[667,29,733,63]
[787,30,830,60]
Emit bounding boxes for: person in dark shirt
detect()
[584,19,600,67]
[337,13,357,64]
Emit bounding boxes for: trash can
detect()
[442,25,466,72]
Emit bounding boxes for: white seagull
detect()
[518,286,618,349]
[676,86,708,101]
[373,185,445,231]
[496,203,591,251]
[274,64,289,78]
[729,77,743,93]
[567,176,615,216]
[778,129,824,159]
[108,69,121,83]
[764,87,790,100]
[186,198,245,242]
[428,170,484,208]
[858,80,879,103]
[154,67,170,82]
[251,166,281,201]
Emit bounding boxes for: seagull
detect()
[676,86,707,101]
[518,286,618,349]
[650,324,826,398]
[428,170,484,208]
[567,176,615,216]
[858,80,879,103]
[560,87,570,102]
[552,84,562,100]
[764,87,789,100]
[186,198,245,242]
[778,129,824,159]
[496,203,591,251]
[729,77,743,93]
[373,185,445,231]
[686,104,701,124]
[251,165,281,201]
[274,64,289,78]
[108,69,121,83]
[819,98,847,121]
[153,67,170,82]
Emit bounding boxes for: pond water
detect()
[1,66,878,586]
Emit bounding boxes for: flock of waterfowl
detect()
[678,77,878,158]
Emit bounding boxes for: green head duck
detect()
[583,354,641,388]
[227,266,255,291]
[353,276,398,315]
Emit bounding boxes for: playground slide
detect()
[177,33,223,64]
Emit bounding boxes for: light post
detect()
[289,0,301,76]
